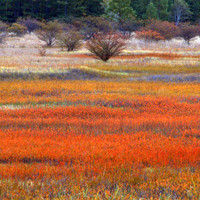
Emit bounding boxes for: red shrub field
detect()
[0,80,199,199]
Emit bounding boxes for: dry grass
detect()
[0,40,199,81]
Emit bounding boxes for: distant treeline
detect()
[0,0,199,23]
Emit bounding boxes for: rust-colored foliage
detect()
[144,20,181,40]
[179,23,200,44]
[136,30,165,41]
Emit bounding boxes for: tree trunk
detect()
[65,0,68,16]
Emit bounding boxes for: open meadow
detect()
[0,35,199,199]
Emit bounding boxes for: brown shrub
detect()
[0,33,6,44]
[17,18,41,33]
[36,21,62,47]
[135,30,165,42]
[57,31,83,51]
[86,32,127,62]
[81,16,112,39]
[115,17,143,36]
[178,23,199,44]
[38,46,46,56]
[0,21,8,32]
[144,20,181,40]
[8,23,27,36]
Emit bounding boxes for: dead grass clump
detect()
[38,46,46,56]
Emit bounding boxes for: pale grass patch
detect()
[128,35,200,54]
[0,33,199,81]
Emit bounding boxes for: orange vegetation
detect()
[0,80,199,105]
[0,97,199,177]
[49,53,200,60]
[0,80,199,198]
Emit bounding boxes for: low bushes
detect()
[17,18,41,33]
[7,23,27,36]
[135,30,165,42]
[36,21,62,47]
[86,32,128,62]
[144,20,181,40]
[57,31,83,51]
[178,23,199,44]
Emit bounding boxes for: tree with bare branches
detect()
[36,21,62,47]
[86,32,128,62]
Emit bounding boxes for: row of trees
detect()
[1,18,199,45]
[1,19,199,62]
[33,20,200,58]
[36,23,199,61]
[0,0,199,24]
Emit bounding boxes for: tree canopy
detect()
[0,0,199,23]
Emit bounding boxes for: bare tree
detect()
[57,31,83,51]
[36,21,62,47]
[86,32,128,62]
[171,0,191,26]
[179,23,199,44]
